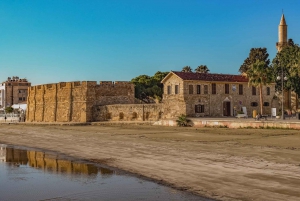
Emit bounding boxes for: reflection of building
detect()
[0,145,7,162]
[1,146,114,176]
[0,76,31,109]
[27,151,99,175]
[5,147,28,165]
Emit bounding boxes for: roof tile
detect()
[172,71,248,82]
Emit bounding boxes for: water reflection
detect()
[0,144,113,176]
[0,144,210,201]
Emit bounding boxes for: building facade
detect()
[26,81,136,122]
[161,71,278,118]
[0,76,31,109]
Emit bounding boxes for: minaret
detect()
[276,14,288,52]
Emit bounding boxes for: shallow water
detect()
[0,144,211,201]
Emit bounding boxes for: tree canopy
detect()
[239,48,270,74]
[272,40,300,96]
[195,65,210,73]
[246,60,273,114]
[131,71,169,102]
[5,106,13,114]
[181,66,192,72]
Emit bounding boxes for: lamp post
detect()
[277,64,287,120]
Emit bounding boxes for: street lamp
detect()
[277,64,288,120]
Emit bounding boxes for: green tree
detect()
[195,65,210,73]
[181,66,192,72]
[246,60,273,115]
[5,106,14,114]
[131,71,169,102]
[272,41,300,97]
[239,48,270,74]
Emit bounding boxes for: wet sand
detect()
[1,124,300,201]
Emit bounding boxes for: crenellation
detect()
[59,82,67,88]
[73,81,81,87]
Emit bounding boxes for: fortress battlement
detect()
[30,81,132,91]
[26,80,135,123]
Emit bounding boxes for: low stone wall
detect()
[154,118,300,129]
[0,117,20,122]
[93,104,164,121]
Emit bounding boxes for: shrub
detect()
[176,114,191,127]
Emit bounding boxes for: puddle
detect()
[0,144,212,201]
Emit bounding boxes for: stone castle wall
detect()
[183,81,277,117]
[26,81,135,122]
[93,104,163,121]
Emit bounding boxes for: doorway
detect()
[223,101,231,116]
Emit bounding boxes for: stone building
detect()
[0,76,31,109]
[161,71,277,118]
[26,81,136,122]
[26,80,164,122]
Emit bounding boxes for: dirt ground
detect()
[1,124,300,201]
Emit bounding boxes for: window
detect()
[167,86,171,94]
[212,83,216,94]
[225,84,229,94]
[239,84,243,95]
[251,102,258,107]
[252,86,256,95]
[189,85,193,94]
[267,87,270,95]
[263,102,270,106]
[19,97,22,101]
[175,85,179,94]
[23,97,26,101]
[204,85,208,94]
[197,85,201,94]
[195,104,205,113]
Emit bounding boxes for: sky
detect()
[1,0,300,85]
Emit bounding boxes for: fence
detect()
[0,113,24,122]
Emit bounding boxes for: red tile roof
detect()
[172,71,248,82]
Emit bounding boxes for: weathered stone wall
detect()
[184,81,277,117]
[162,73,279,118]
[162,74,186,118]
[26,81,135,122]
[93,104,163,121]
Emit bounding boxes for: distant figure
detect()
[255,113,261,120]
[4,116,7,122]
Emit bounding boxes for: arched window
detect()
[132,112,137,120]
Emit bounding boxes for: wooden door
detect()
[223,101,231,116]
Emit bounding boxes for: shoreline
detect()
[1,142,211,200]
[1,124,300,201]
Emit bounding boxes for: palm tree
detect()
[246,60,273,115]
[176,114,191,127]
[181,66,192,72]
[195,65,210,73]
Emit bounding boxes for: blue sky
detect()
[1,0,300,85]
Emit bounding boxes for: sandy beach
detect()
[1,124,300,201]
